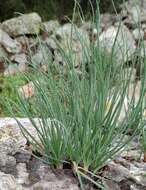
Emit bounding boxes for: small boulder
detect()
[54,23,90,67]
[80,21,98,43]
[31,45,53,66]
[4,54,27,76]
[10,53,27,65]
[31,180,79,190]
[121,1,146,24]
[55,23,89,41]
[16,163,29,185]
[130,6,143,23]
[0,45,8,62]
[42,20,60,36]
[133,28,144,40]
[45,37,57,50]
[0,154,16,173]
[2,13,42,37]
[0,29,21,54]
[0,45,7,72]
[101,13,118,30]
[99,24,136,64]
[0,172,22,190]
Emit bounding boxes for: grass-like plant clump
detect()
[5,2,146,189]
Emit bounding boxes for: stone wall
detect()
[0,1,146,78]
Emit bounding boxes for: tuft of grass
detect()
[5,2,146,189]
[7,39,146,186]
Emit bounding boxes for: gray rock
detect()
[130,6,142,23]
[42,20,60,35]
[104,161,138,183]
[14,150,31,163]
[0,154,16,173]
[31,44,52,66]
[0,137,17,172]
[2,13,42,37]
[0,29,21,54]
[0,172,22,190]
[133,28,144,40]
[54,23,90,67]
[109,154,146,188]
[55,23,76,40]
[0,137,19,155]
[32,51,44,66]
[80,22,98,43]
[16,163,29,185]
[0,45,8,62]
[101,13,118,30]
[104,179,121,190]
[55,23,89,42]
[121,1,146,24]
[99,24,136,64]
[80,21,95,32]
[53,50,64,66]
[127,0,146,8]
[30,180,79,190]
[130,163,146,186]
[122,149,142,161]
[0,154,8,167]
[5,156,16,168]
[11,53,27,65]
[142,24,146,30]
[0,123,26,163]
[45,37,57,50]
